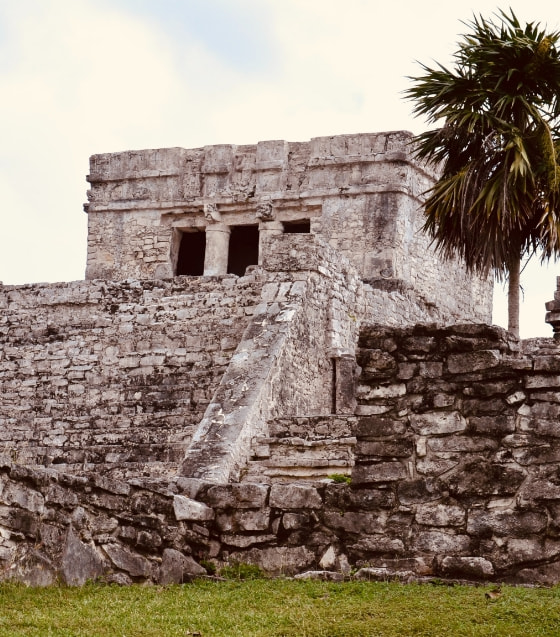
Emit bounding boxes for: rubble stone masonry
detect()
[0,275,263,477]
[3,324,560,586]
[84,132,492,324]
[0,131,546,587]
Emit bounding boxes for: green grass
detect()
[0,580,559,636]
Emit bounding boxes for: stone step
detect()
[251,436,356,459]
[2,443,186,479]
[243,435,356,483]
[35,461,181,481]
[243,460,353,484]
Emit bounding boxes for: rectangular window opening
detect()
[283,219,311,234]
[227,225,259,276]
[176,230,206,276]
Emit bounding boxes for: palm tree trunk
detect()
[507,253,521,338]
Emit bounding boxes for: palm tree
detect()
[405,9,560,337]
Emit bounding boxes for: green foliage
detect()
[405,9,560,334]
[0,580,559,636]
[219,561,264,580]
[200,559,217,575]
[327,473,352,484]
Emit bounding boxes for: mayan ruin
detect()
[2,131,560,586]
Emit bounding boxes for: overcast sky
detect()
[1,0,559,337]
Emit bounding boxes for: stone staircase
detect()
[242,416,357,483]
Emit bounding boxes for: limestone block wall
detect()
[350,323,560,583]
[1,232,482,487]
[180,234,367,482]
[0,276,263,478]
[243,416,358,483]
[4,325,560,586]
[180,233,489,484]
[84,132,492,325]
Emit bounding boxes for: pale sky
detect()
[1,0,559,337]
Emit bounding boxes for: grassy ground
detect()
[0,579,559,636]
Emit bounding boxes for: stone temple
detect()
[2,131,560,586]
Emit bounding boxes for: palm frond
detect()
[405,8,560,286]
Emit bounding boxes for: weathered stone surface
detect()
[103,543,152,578]
[517,477,560,504]
[437,556,494,579]
[528,402,560,420]
[497,538,560,568]
[294,570,345,581]
[357,349,397,380]
[416,458,459,477]
[427,436,498,453]
[269,484,322,509]
[0,482,45,514]
[445,461,526,497]
[514,560,560,586]
[229,546,315,576]
[0,505,39,537]
[352,462,407,485]
[158,548,206,584]
[323,511,387,535]
[61,527,105,586]
[220,533,276,548]
[355,417,407,438]
[4,549,57,587]
[412,531,471,555]
[319,545,337,569]
[409,411,466,436]
[397,479,442,505]
[447,350,501,374]
[534,356,560,372]
[106,572,133,586]
[216,508,271,532]
[512,446,560,465]
[402,336,436,354]
[282,513,310,530]
[324,484,395,510]
[204,484,269,509]
[355,439,413,458]
[525,375,560,389]
[467,416,515,436]
[358,383,407,400]
[173,495,214,521]
[505,390,526,405]
[467,510,547,537]
[350,536,405,555]
[93,475,131,496]
[354,567,415,582]
[415,503,465,527]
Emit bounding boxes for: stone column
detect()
[204,224,230,276]
[258,220,284,266]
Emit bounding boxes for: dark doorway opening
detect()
[227,225,259,276]
[283,219,311,234]
[176,230,206,276]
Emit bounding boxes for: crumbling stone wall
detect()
[1,233,469,486]
[3,324,560,586]
[84,132,493,326]
[351,323,560,584]
[244,416,358,483]
[0,276,263,478]
[180,234,366,482]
